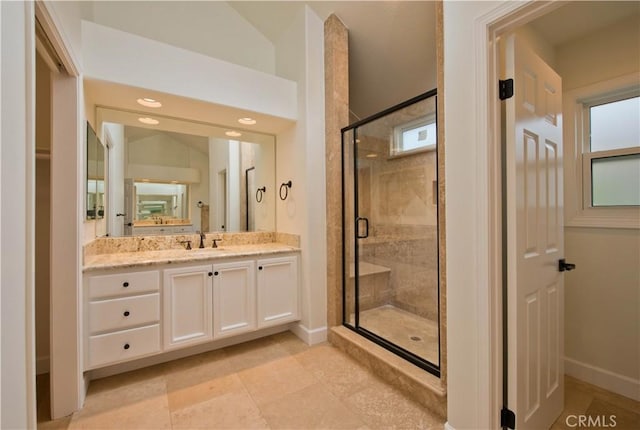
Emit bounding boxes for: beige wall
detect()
[514,24,556,69]
[274,5,327,336]
[557,13,640,91]
[564,228,640,379]
[555,13,640,388]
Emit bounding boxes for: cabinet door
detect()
[212,260,256,338]
[163,265,213,349]
[257,255,299,328]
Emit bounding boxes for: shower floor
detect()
[351,305,439,366]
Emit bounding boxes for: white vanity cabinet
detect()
[84,251,300,370]
[212,260,256,338]
[163,265,213,350]
[257,256,299,328]
[85,270,161,369]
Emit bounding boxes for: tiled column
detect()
[324,14,349,328]
[435,0,448,385]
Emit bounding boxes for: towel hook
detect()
[279,181,292,201]
[256,186,266,203]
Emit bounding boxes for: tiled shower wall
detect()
[357,143,439,321]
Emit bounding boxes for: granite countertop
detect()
[84,243,300,272]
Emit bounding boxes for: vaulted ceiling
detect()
[228,1,438,120]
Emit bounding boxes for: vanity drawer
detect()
[87,324,160,369]
[88,270,159,299]
[89,293,160,334]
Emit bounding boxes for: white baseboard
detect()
[290,323,327,345]
[565,356,640,401]
[444,422,456,430]
[36,355,50,375]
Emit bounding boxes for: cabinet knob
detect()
[123,343,130,350]
[214,271,219,276]
[123,311,130,317]
[258,266,263,270]
[208,272,213,277]
[123,281,129,287]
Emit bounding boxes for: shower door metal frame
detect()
[341,89,441,378]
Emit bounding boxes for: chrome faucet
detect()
[198,232,206,249]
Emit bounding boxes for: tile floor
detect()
[37,332,444,429]
[37,331,640,430]
[358,305,439,365]
[551,375,640,430]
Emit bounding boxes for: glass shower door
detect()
[342,90,440,376]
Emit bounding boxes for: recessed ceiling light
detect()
[137,98,162,108]
[225,130,242,137]
[366,153,378,158]
[238,117,256,125]
[138,117,159,125]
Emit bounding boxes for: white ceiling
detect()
[125,127,210,155]
[529,1,640,46]
[229,1,438,120]
[85,1,638,136]
[229,1,639,120]
[85,79,288,140]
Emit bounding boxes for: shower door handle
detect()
[356,217,369,239]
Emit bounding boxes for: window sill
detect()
[566,212,640,229]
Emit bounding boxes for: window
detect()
[391,115,437,156]
[564,73,640,228]
[582,94,640,208]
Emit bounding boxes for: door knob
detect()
[559,259,576,272]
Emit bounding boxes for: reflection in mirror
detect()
[135,182,189,220]
[97,108,275,237]
[245,167,256,231]
[86,122,105,220]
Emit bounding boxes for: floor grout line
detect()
[39,332,639,430]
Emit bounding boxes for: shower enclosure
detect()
[342,90,440,376]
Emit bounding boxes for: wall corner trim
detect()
[290,323,327,345]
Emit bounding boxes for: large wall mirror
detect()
[97,108,276,237]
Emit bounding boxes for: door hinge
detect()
[499,79,514,100]
[501,407,516,429]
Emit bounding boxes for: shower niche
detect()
[342,90,440,376]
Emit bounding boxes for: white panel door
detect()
[504,34,565,430]
[257,256,299,328]
[212,260,256,338]
[163,265,213,349]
